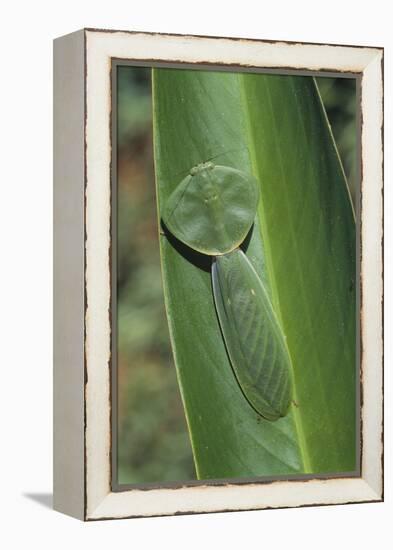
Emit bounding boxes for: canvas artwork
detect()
[114,65,358,487]
[54,29,383,520]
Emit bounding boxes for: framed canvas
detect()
[53,28,383,521]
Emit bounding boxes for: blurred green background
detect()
[116,66,357,485]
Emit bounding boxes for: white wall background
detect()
[1,1,391,548]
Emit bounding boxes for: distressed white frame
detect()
[53,28,383,521]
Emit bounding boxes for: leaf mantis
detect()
[162,161,292,421]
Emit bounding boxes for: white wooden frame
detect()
[53,28,383,521]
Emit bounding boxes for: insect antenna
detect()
[165,145,250,184]
[203,145,250,164]
[166,165,192,184]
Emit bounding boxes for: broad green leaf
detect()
[152,68,356,478]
